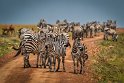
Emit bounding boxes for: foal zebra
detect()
[71,38,88,74]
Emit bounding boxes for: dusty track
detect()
[0,34,103,83]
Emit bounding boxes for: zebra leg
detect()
[36,53,39,68]
[24,55,26,68]
[49,56,52,72]
[112,35,114,41]
[39,53,42,68]
[43,55,46,68]
[56,57,60,72]
[46,58,49,66]
[79,58,83,74]
[77,59,79,73]
[86,32,88,38]
[103,34,106,40]
[73,57,76,74]
[89,31,91,38]
[24,54,30,68]
[45,53,48,67]
[112,34,117,41]
[42,53,47,68]
[27,55,31,67]
[115,34,118,42]
[105,33,108,40]
[80,57,85,74]
[84,54,88,62]
[62,56,66,72]
[91,32,93,38]
[41,56,44,68]
[53,57,56,72]
[47,56,51,66]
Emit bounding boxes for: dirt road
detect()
[0,34,103,83]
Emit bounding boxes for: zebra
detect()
[71,25,83,40]
[89,23,96,38]
[71,38,88,74]
[104,27,118,41]
[51,33,71,72]
[40,32,55,68]
[81,24,89,38]
[13,28,46,68]
[44,42,56,72]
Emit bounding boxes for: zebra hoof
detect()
[28,64,31,68]
[29,65,31,68]
[79,71,82,74]
[39,65,42,68]
[44,66,46,68]
[36,65,38,68]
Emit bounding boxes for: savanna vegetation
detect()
[93,33,124,83]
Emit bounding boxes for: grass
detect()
[0,37,20,57]
[92,33,124,83]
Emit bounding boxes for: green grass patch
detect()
[92,33,124,83]
[0,36,20,57]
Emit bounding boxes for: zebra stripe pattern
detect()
[17,28,46,68]
[71,38,88,74]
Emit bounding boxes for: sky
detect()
[0,0,124,27]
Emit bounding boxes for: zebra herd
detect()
[37,19,118,41]
[13,19,118,74]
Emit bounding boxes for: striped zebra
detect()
[51,33,71,72]
[71,38,88,74]
[72,26,83,40]
[89,23,95,38]
[39,32,55,69]
[13,28,46,68]
[45,42,56,72]
[104,27,118,41]
[81,24,89,38]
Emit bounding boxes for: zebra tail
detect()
[12,46,19,50]
[12,46,21,57]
